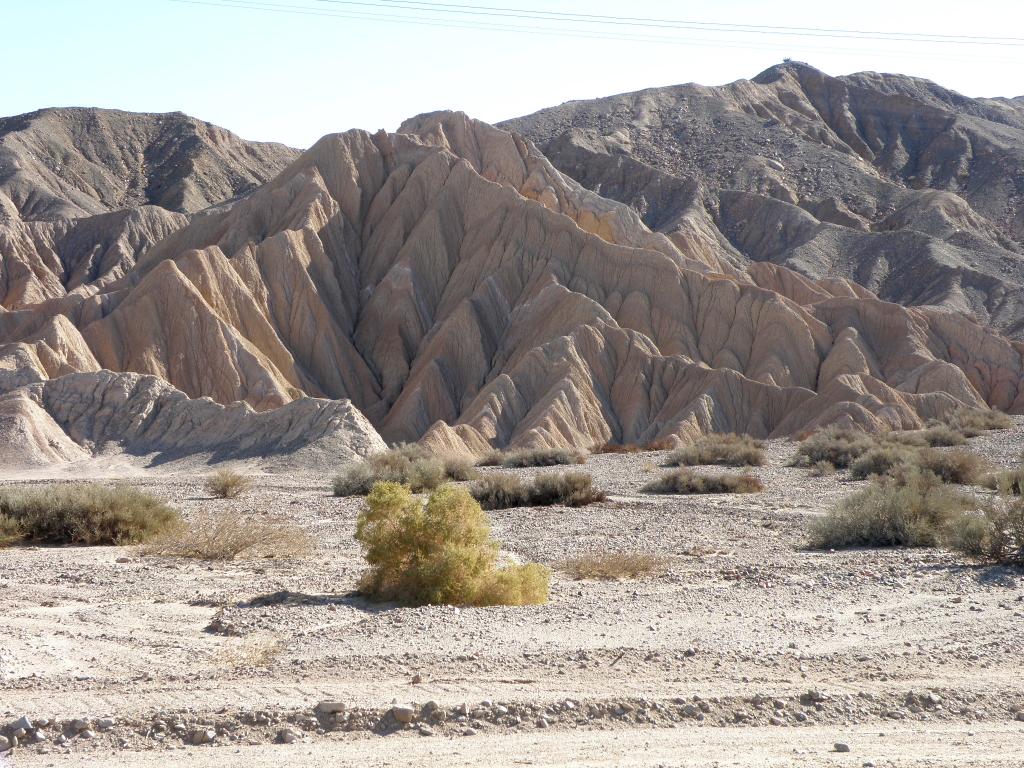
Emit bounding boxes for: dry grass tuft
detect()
[666,433,765,467]
[214,635,283,668]
[945,495,1024,566]
[496,448,587,468]
[559,551,672,580]
[849,445,916,480]
[642,468,763,494]
[146,511,312,560]
[204,468,253,499]
[932,407,1013,437]
[333,444,477,496]
[471,471,606,510]
[355,483,549,606]
[809,460,836,477]
[909,449,987,485]
[794,427,875,469]
[0,484,181,547]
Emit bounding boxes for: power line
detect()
[315,0,1024,46]
[167,0,1024,62]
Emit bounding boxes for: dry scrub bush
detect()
[666,433,765,467]
[642,468,763,494]
[333,444,477,496]
[593,439,675,454]
[497,448,586,468]
[808,469,974,549]
[0,484,180,547]
[809,460,836,477]
[945,494,1024,566]
[982,465,1024,495]
[934,407,1012,437]
[849,445,916,480]
[909,449,986,485]
[883,426,967,448]
[471,471,606,510]
[214,635,283,668]
[559,551,672,580]
[355,483,549,606]
[204,468,253,499]
[145,510,312,560]
[794,427,875,468]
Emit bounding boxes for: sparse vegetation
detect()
[794,427,875,469]
[883,425,967,448]
[849,445,915,480]
[593,439,675,454]
[933,407,1013,437]
[909,448,986,485]
[471,471,606,510]
[204,468,253,499]
[214,635,283,668]
[981,464,1024,495]
[666,433,764,467]
[945,495,1024,566]
[642,468,763,494]
[333,444,477,496]
[809,460,836,477]
[0,484,181,547]
[808,469,974,549]
[496,448,586,468]
[145,510,312,560]
[355,482,550,606]
[559,551,672,580]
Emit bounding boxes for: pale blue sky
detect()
[4,0,1023,147]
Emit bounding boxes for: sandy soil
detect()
[2,425,1023,766]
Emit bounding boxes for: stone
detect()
[189,729,216,745]
[315,701,346,715]
[391,705,415,724]
[835,743,851,753]
[0,736,9,752]
[276,728,300,744]
[9,716,32,732]
[79,730,96,740]
[97,717,116,731]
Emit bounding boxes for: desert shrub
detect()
[475,450,505,467]
[981,466,1024,495]
[145,510,312,560]
[594,442,643,454]
[884,426,966,448]
[809,460,836,477]
[471,471,606,510]
[945,496,1024,566]
[666,433,765,467]
[934,407,1013,436]
[909,449,986,485]
[333,445,474,496]
[0,484,181,547]
[528,472,606,507]
[471,474,531,510]
[808,469,974,549]
[794,427,875,468]
[499,448,586,468]
[849,445,915,480]
[215,635,283,668]
[642,468,763,494]
[355,482,549,606]
[204,468,253,499]
[559,551,672,580]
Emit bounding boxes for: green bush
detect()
[808,469,974,549]
[642,468,763,494]
[794,427,875,468]
[471,471,606,510]
[849,445,915,480]
[0,484,181,547]
[666,433,764,467]
[354,483,549,606]
[333,445,477,496]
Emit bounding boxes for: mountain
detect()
[1,109,1021,466]
[501,62,1024,339]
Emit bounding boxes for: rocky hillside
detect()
[502,62,1024,339]
[1,110,1021,465]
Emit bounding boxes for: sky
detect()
[4,0,1024,148]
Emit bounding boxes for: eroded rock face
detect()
[501,62,1024,340]
[1,109,1021,459]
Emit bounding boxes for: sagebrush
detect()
[642,468,763,494]
[333,445,478,496]
[355,482,549,606]
[794,427,875,469]
[666,433,764,467]
[492,448,586,468]
[471,471,606,510]
[559,551,671,580]
[145,510,312,560]
[204,468,253,499]
[0,484,181,547]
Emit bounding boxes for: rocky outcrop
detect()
[501,62,1024,340]
[0,371,385,469]
[2,110,1021,460]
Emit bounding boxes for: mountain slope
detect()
[1,111,1021,462]
[501,62,1024,339]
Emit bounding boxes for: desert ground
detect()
[2,425,1024,767]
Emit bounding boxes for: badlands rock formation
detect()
[1,107,1022,462]
[502,62,1024,339]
